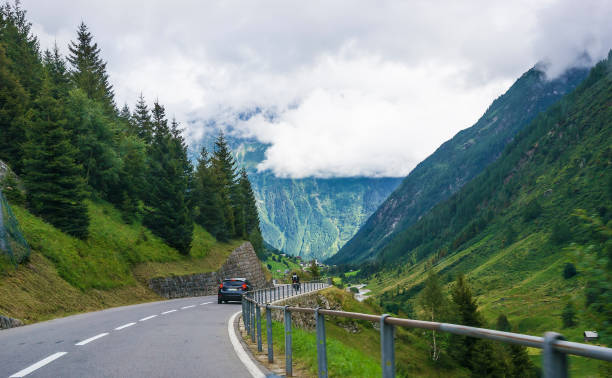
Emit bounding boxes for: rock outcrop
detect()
[148,242,269,298]
[0,314,23,330]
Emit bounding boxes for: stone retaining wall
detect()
[148,242,269,299]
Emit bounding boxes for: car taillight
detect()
[242,283,247,290]
[219,283,223,289]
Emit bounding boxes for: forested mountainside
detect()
[329,65,588,265]
[191,136,402,260]
[366,52,611,361]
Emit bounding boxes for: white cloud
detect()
[23,0,612,178]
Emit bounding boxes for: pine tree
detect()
[65,88,121,196]
[193,147,228,240]
[0,1,43,97]
[0,41,30,173]
[239,168,263,253]
[42,43,70,100]
[67,22,115,115]
[132,93,153,143]
[449,274,503,375]
[211,132,237,237]
[144,102,193,254]
[496,314,536,377]
[23,75,89,238]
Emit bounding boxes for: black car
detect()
[218,278,252,303]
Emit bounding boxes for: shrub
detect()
[563,262,577,279]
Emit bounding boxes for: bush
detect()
[562,302,577,328]
[522,199,542,222]
[563,262,577,279]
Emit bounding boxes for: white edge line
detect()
[181,305,196,309]
[114,322,136,330]
[228,311,265,378]
[161,309,177,315]
[139,315,157,321]
[75,332,109,346]
[9,352,68,377]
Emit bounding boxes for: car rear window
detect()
[223,280,245,287]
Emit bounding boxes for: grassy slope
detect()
[260,288,466,377]
[0,200,241,323]
[263,253,302,280]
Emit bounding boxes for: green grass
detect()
[263,253,302,280]
[0,199,245,323]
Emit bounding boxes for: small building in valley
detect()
[583,331,598,342]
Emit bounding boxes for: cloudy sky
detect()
[25,0,612,178]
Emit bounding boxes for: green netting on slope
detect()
[0,190,30,265]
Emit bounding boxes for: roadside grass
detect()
[251,288,463,377]
[0,200,245,323]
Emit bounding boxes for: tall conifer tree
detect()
[193,147,228,240]
[132,93,153,143]
[23,75,89,238]
[67,22,115,115]
[211,132,237,237]
[144,102,193,254]
[0,42,29,173]
[239,168,263,253]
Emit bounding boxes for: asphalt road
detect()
[0,295,250,378]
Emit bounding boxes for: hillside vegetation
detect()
[330,66,588,265]
[0,200,241,323]
[351,52,612,375]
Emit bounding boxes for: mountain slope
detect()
[329,66,588,265]
[191,136,402,260]
[377,51,611,266]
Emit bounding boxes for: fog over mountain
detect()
[27,0,612,179]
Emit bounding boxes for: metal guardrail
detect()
[242,281,612,378]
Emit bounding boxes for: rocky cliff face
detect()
[149,242,269,298]
[190,137,401,260]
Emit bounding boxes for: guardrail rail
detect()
[241,281,612,378]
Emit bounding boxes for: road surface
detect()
[0,295,250,378]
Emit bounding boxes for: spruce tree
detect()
[0,41,29,173]
[239,168,263,253]
[0,1,43,97]
[23,75,89,238]
[42,44,70,100]
[211,132,236,237]
[65,88,121,196]
[193,147,227,240]
[132,93,153,143]
[144,103,193,254]
[449,274,503,375]
[67,22,115,115]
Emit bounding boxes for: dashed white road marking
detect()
[181,305,196,309]
[200,301,212,305]
[139,315,157,321]
[161,309,177,315]
[114,322,136,330]
[75,332,109,346]
[9,352,68,377]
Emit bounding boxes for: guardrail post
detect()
[381,314,395,378]
[256,304,263,352]
[244,298,250,333]
[543,332,568,378]
[250,301,256,342]
[266,304,274,363]
[315,308,328,378]
[284,306,292,376]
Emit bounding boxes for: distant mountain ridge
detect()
[189,133,402,260]
[328,65,589,265]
